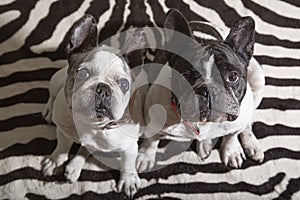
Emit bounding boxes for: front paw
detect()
[136,150,156,172]
[221,141,246,168]
[41,157,57,176]
[196,139,212,160]
[117,172,141,198]
[64,163,82,183]
[242,138,264,163]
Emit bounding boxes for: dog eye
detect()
[76,68,90,81]
[118,78,129,92]
[227,71,239,83]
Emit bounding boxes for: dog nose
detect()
[199,86,209,98]
[96,83,112,99]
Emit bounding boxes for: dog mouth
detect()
[199,111,238,123]
[95,107,114,121]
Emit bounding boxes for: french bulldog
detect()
[136,9,265,171]
[41,14,147,197]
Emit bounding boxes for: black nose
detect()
[95,83,112,114]
[96,83,112,100]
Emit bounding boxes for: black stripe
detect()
[0,138,56,159]
[26,191,127,200]
[0,88,48,107]
[0,112,45,132]
[136,173,286,197]
[123,0,154,29]
[86,0,110,22]
[147,0,166,27]
[253,122,300,139]
[265,77,300,86]
[193,0,300,49]
[98,0,126,43]
[165,0,207,22]
[280,0,300,8]
[255,56,300,66]
[0,0,38,43]
[256,34,300,49]
[273,177,300,200]
[258,98,300,110]
[0,68,57,87]
[21,0,84,48]
[242,0,300,28]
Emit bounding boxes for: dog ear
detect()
[164,9,194,44]
[66,14,98,59]
[225,17,255,64]
[120,30,147,68]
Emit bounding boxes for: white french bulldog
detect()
[137,9,265,171]
[41,15,147,198]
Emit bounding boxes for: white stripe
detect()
[0,125,56,150]
[254,109,300,128]
[193,30,218,41]
[183,0,229,33]
[30,0,93,54]
[263,85,300,101]
[251,0,300,20]
[0,58,66,78]
[160,159,300,186]
[0,0,16,6]
[0,10,21,29]
[293,190,300,200]
[224,0,300,42]
[109,0,130,49]
[97,0,116,31]
[145,0,156,26]
[0,103,45,121]
[262,65,300,79]
[0,81,49,100]
[161,191,278,200]
[157,0,169,13]
[255,43,300,59]
[0,0,60,56]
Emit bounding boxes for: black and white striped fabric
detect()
[1,0,299,199]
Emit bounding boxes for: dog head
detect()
[64,15,146,125]
[164,9,255,122]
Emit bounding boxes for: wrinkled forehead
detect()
[81,48,129,75]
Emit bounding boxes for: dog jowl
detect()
[164,10,255,123]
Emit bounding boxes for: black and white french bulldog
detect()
[41,15,147,197]
[137,9,265,171]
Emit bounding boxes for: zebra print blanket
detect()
[0,0,299,199]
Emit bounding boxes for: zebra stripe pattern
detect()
[0,0,299,199]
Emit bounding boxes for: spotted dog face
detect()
[164,9,255,123]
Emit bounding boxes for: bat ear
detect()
[225,17,255,64]
[164,9,194,44]
[120,30,147,68]
[66,14,98,59]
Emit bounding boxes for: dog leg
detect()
[42,95,54,123]
[197,139,213,160]
[220,133,246,168]
[41,129,73,176]
[240,124,264,162]
[117,142,140,198]
[64,146,91,182]
[136,134,161,172]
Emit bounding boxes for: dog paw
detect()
[196,139,212,160]
[117,172,140,198]
[136,150,156,172]
[64,164,82,182]
[242,139,264,163]
[41,158,57,176]
[221,142,246,168]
